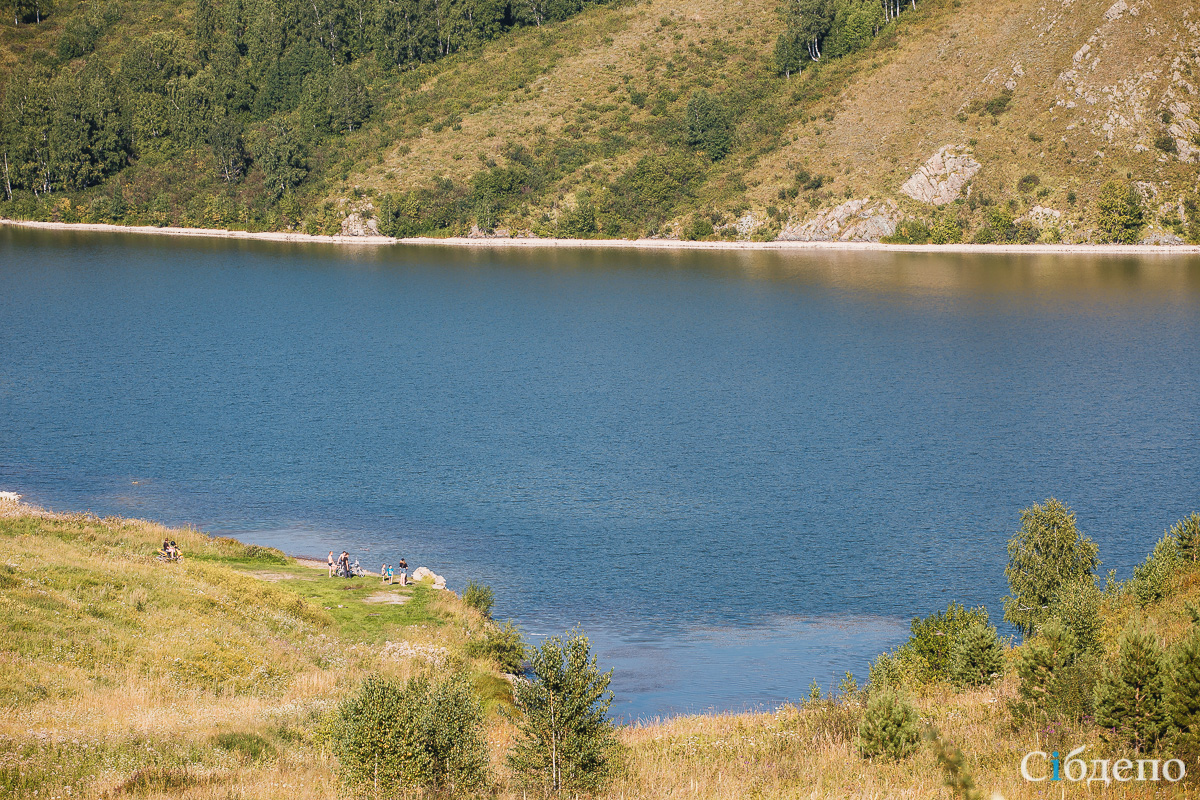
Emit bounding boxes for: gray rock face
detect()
[777,198,900,242]
[340,210,382,237]
[899,146,982,205]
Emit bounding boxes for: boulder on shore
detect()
[410,566,447,589]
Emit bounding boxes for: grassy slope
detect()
[6,497,1200,799]
[334,0,1200,241]
[0,501,508,799]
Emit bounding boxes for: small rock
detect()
[1103,0,1127,20]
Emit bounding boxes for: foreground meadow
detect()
[2,497,1197,799]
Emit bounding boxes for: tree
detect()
[334,673,489,794]
[1168,629,1200,757]
[206,112,247,183]
[685,90,733,160]
[905,602,990,679]
[1095,181,1144,243]
[774,28,806,77]
[949,621,1003,687]
[253,123,307,199]
[1171,512,1200,563]
[779,0,835,62]
[507,630,620,794]
[857,689,920,760]
[1094,626,1167,753]
[328,66,370,133]
[1014,619,1074,718]
[1002,499,1099,636]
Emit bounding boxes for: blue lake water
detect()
[2,227,1199,718]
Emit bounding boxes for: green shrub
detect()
[508,630,619,794]
[1128,531,1182,606]
[1003,498,1099,635]
[1017,174,1040,192]
[685,90,733,160]
[463,581,495,617]
[683,216,715,240]
[466,620,526,674]
[971,225,996,244]
[884,219,932,244]
[949,622,1004,687]
[1154,134,1178,155]
[1094,627,1168,753]
[334,673,489,794]
[907,602,991,680]
[928,730,983,800]
[1096,181,1144,243]
[1013,620,1074,718]
[856,689,920,761]
[930,213,963,244]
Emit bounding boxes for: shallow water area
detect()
[2,227,1199,717]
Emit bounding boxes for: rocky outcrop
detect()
[899,146,982,205]
[411,566,447,589]
[1025,206,1063,226]
[340,210,382,237]
[777,198,900,242]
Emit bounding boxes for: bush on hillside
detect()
[1128,531,1183,606]
[908,602,991,679]
[949,621,1004,687]
[466,620,526,674]
[685,90,734,161]
[334,673,489,794]
[1012,620,1094,721]
[1096,181,1144,243]
[463,581,495,617]
[1003,499,1099,635]
[1094,626,1168,753]
[857,689,920,761]
[884,219,931,244]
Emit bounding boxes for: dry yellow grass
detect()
[4,500,1199,799]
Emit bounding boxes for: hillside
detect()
[6,497,1200,799]
[0,0,1198,242]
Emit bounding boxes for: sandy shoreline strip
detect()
[4,217,1200,255]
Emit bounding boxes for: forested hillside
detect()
[1,0,1198,242]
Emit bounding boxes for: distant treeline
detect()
[0,0,613,203]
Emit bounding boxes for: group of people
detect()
[327,550,407,582]
[380,558,408,585]
[159,539,182,561]
[328,550,359,578]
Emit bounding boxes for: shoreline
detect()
[5,217,1200,255]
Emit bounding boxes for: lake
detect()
[2,227,1198,718]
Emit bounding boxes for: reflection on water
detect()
[2,227,1199,717]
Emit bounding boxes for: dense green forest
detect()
[0,0,632,231]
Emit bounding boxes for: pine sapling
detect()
[857,689,920,761]
[1094,626,1167,753]
[949,621,1004,687]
